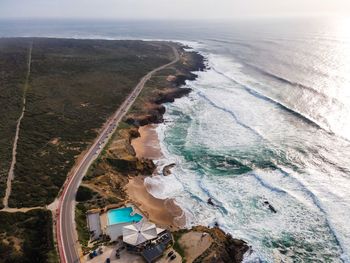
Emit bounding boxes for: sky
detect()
[0,0,350,20]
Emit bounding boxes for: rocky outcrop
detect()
[162,163,176,176]
[191,226,249,263]
[125,48,204,127]
[154,87,192,104]
[106,158,155,175]
[125,86,192,126]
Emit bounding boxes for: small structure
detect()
[87,212,102,240]
[142,243,168,263]
[123,221,158,246]
[122,221,173,263]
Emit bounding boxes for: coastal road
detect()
[57,45,180,263]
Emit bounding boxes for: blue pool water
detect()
[107,207,142,225]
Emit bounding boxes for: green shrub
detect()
[76,186,94,202]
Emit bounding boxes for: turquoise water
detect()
[107,207,142,225]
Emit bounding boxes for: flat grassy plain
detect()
[0,38,174,207]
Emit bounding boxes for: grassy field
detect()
[0,38,174,207]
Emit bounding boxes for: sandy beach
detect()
[131,124,163,160]
[129,124,186,229]
[126,176,185,230]
[128,125,186,229]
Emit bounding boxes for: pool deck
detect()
[107,206,143,225]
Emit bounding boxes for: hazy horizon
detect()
[1,0,350,20]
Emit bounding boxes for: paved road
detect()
[57,45,180,263]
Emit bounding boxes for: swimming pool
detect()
[107,207,143,225]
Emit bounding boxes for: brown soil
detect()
[179,231,213,263]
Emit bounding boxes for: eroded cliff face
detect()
[125,49,204,127]
[192,226,249,263]
[105,128,156,176]
[125,87,192,126]
[82,127,156,207]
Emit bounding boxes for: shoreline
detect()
[128,124,186,230]
[126,176,185,230]
[122,44,207,231]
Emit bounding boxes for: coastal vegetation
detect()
[75,203,90,251]
[6,38,174,207]
[0,209,57,263]
[172,231,187,260]
[0,38,30,209]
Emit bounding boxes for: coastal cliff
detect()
[191,226,249,263]
[80,43,249,261]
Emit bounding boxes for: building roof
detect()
[87,212,102,240]
[123,221,158,246]
[142,243,166,263]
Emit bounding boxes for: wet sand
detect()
[126,176,185,230]
[131,124,163,160]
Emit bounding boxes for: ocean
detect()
[2,18,350,262]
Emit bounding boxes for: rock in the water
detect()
[263,200,277,213]
[208,198,215,206]
[162,163,176,176]
[189,226,249,263]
